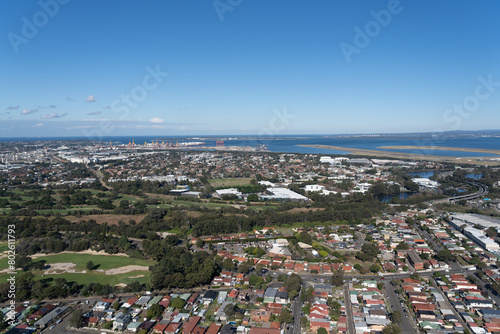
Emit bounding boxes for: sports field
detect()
[208,178,253,187]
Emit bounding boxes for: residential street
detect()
[383,280,416,334]
[343,283,354,334]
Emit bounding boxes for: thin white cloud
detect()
[21,108,38,115]
[34,123,43,127]
[41,112,67,119]
[86,111,102,115]
[150,117,164,123]
[86,95,97,102]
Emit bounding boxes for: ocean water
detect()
[0,135,499,157]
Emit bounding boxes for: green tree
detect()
[331,269,344,286]
[382,323,402,334]
[86,261,95,271]
[224,303,236,318]
[369,263,380,273]
[395,242,409,250]
[435,249,454,262]
[196,238,204,248]
[247,194,259,202]
[317,328,328,334]
[222,258,236,271]
[278,309,294,324]
[486,227,498,238]
[70,309,84,328]
[170,297,186,310]
[356,242,380,262]
[147,304,164,319]
[238,261,252,274]
[249,275,264,288]
[102,321,113,330]
[392,310,402,324]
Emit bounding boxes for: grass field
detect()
[0,257,10,270]
[0,242,9,253]
[0,270,151,286]
[208,178,253,188]
[41,271,151,285]
[36,253,155,270]
[0,253,155,286]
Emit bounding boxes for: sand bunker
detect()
[105,265,149,275]
[127,274,145,279]
[44,262,86,274]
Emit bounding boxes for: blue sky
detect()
[1,0,500,138]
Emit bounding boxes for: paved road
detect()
[383,281,416,334]
[43,297,99,334]
[448,181,488,203]
[413,223,443,252]
[343,283,354,334]
[291,285,303,334]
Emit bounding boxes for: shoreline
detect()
[297,144,500,165]
[379,145,500,156]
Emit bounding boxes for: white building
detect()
[463,227,500,251]
[304,184,338,196]
[258,180,275,187]
[215,188,243,198]
[412,178,439,189]
[260,187,310,202]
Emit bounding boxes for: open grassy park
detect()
[0,252,155,286]
[208,177,253,188]
[33,252,155,271]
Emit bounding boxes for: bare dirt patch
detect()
[287,207,324,213]
[105,265,149,275]
[128,274,145,279]
[44,262,87,275]
[65,214,146,225]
